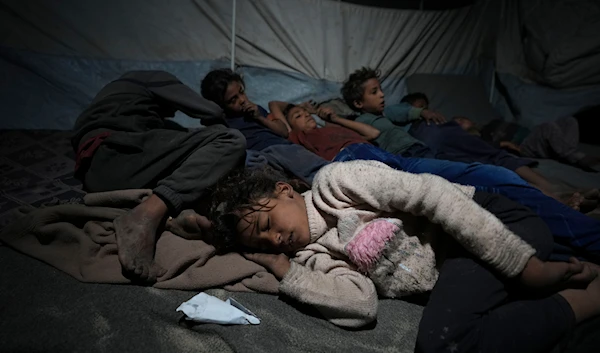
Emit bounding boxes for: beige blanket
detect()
[0,189,279,293]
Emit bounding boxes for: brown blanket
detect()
[0,189,279,293]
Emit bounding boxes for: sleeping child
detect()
[268,100,380,161]
[342,67,581,208]
[452,115,600,172]
[200,68,329,184]
[208,160,600,353]
[265,101,600,264]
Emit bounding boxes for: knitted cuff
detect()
[279,261,304,292]
[153,185,184,215]
[486,228,536,278]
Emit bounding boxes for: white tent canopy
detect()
[0,0,599,129]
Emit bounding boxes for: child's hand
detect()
[519,256,597,289]
[165,209,212,240]
[242,102,261,119]
[317,107,336,121]
[299,100,317,114]
[499,141,522,154]
[420,109,446,125]
[244,252,291,279]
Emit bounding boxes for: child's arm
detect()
[313,160,534,278]
[244,102,289,138]
[499,141,522,154]
[268,101,293,134]
[314,161,595,288]
[244,244,378,328]
[386,103,446,125]
[318,107,380,140]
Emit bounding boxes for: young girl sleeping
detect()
[208,160,600,353]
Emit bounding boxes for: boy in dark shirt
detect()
[201,69,328,183]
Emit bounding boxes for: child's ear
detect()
[275,181,295,198]
[353,100,363,110]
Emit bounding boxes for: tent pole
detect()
[230,0,237,70]
[489,68,495,103]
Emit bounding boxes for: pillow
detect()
[405,74,497,125]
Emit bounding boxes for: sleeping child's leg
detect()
[259,144,330,184]
[416,192,600,353]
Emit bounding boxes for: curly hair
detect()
[341,67,380,111]
[207,166,292,251]
[200,68,244,107]
[400,92,429,105]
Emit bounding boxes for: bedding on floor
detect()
[1,129,600,353]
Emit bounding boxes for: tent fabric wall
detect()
[0,0,598,130]
[493,0,600,127]
[0,0,497,81]
[0,0,232,61]
[233,0,497,81]
[0,0,498,130]
[496,0,600,89]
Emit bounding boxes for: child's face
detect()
[411,98,428,109]
[355,78,385,115]
[287,106,317,132]
[222,81,252,116]
[236,182,311,253]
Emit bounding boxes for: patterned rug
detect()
[0,130,86,230]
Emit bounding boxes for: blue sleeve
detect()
[258,105,269,117]
[384,103,422,124]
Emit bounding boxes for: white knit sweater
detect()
[279,160,536,328]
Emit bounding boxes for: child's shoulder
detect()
[356,112,382,122]
[314,160,392,184]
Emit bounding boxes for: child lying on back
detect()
[269,100,379,161]
[208,160,600,353]
[266,101,600,264]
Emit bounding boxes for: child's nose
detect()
[271,231,282,246]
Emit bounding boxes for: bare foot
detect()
[114,194,168,283]
[165,209,212,240]
[562,192,584,211]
